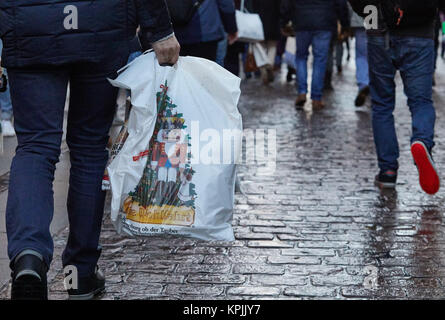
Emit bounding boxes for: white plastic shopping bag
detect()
[283,37,297,69]
[236,0,264,43]
[252,43,269,68]
[107,52,242,241]
[235,9,265,43]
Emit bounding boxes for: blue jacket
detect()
[0,0,173,68]
[280,0,350,32]
[174,0,237,45]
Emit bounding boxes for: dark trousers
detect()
[180,40,219,61]
[224,42,245,76]
[6,57,126,277]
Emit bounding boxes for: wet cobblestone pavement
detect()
[3,59,445,300]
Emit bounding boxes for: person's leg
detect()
[355,28,370,90]
[224,43,241,76]
[398,37,438,194]
[367,36,398,172]
[324,34,336,89]
[442,36,445,58]
[441,34,445,58]
[6,67,69,268]
[310,30,333,102]
[263,40,278,83]
[266,41,278,67]
[215,36,228,67]
[62,57,126,277]
[335,40,344,72]
[0,72,13,121]
[295,31,312,96]
[398,38,435,149]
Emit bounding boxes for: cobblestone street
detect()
[3,57,445,300]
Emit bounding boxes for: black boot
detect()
[355,86,370,107]
[11,250,48,300]
[67,266,105,300]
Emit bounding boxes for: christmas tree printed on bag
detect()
[123,82,197,227]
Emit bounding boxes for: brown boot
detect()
[312,100,325,109]
[295,94,307,108]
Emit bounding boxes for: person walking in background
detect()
[0,40,15,137]
[281,0,349,110]
[349,0,444,195]
[174,0,238,62]
[224,0,246,76]
[1,0,180,300]
[441,12,445,59]
[249,0,282,85]
[348,2,370,107]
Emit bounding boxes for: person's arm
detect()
[216,0,238,44]
[135,0,180,65]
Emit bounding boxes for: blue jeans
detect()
[6,56,126,276]
[0,40,13,121]
[0,72,13,121]
[296,30,332,101]
[368,35,435,172]
[216,35,228,67]
[355,28,369,90]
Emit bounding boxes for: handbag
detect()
[166,0,205,27]
[235,0,265,42]
[244,46,258,73]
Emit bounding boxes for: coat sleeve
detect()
[216,0,238,34]
[135,0,174,50]
[280,0,294,28]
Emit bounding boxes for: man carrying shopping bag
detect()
[0,0,180,300]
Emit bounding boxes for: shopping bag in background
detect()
[252,43,269,68]
[107,52,242,241]
[244,45,258,73]
[235,0,264,43]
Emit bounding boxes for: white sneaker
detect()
[1,120,15,137]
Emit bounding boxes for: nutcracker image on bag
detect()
[122,84,197,228]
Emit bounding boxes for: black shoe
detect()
[67,266,105,300]
[374,170,397,189]
[355,86,370,107]
[286,67,295,83]
[11,251,48,300]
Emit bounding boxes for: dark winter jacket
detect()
[249,0,282,41]
[0,0,173,68]
[174,0,237,45]
[348,0,445,38]
[280,0,350,32]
